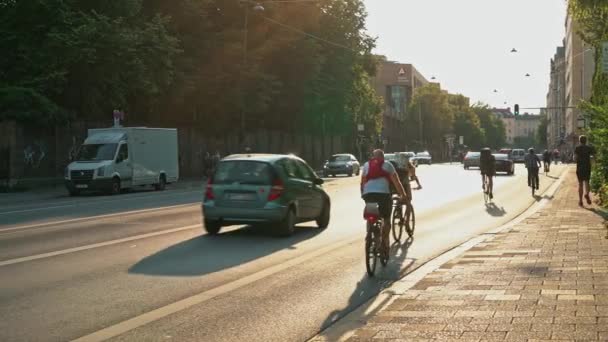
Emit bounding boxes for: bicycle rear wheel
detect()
[365,223,378,276]
[405,203,416,238]
[391,204,404,242]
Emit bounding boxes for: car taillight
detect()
[205,178,215,200]
[268,178,284,201]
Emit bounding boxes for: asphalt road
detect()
[0,163,567,342]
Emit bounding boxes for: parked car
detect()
[203,154,331,236]
[323,154,360,177]
[413,151,432,165]
[463,151,481,169]
[511,149,526,163]
[498,148,512,155]
[493,153,515,175]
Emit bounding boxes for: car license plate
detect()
[227,193,255,201]
[76,184,88,189]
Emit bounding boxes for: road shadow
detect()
[128,224,322,277]
[533,194,555,202]
[318,236,416,333]
[485,202,507,217]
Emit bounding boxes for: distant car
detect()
[463,151,480,169]
[413,151,432,165]
[202,154,331,236]
[511,149,526,163]
[498,148,512,156]
[323,154,360,177]
[493,153,515,175]
[386,152,412,169]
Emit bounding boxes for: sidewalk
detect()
[315,168,608,341]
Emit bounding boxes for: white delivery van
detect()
[65,127,179,195]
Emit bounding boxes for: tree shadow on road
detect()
[317,237,417,335]
[128,224,322,277]
[485,202,506,217]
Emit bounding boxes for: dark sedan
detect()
[494,153,515,175]
[463,151,480,169]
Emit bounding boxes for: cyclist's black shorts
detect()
[362,193,392,221]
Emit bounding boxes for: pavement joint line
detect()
[0,203,198,234]
[70,234,362,342]
[309,166,570,342]
[0,224,201,267]
[0,189,201,215]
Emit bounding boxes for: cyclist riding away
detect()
[542,149,552,173]
[407,158,422,189]
[479,148,495,199]
[361,149,408,255]
[525,148,541,190]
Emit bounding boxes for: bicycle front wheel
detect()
[391,205,404,242]
[405,203,416,238]
[365,224,378,276]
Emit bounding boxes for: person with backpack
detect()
[361,149,408,255]
[479,148,496,199]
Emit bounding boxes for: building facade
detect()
[492,108,541,146]
[564,14,595,153]
[546,46,566,149]
[371,59,429,152]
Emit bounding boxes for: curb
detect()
[309,166,570,342]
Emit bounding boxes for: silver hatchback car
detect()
[202,154,331,236]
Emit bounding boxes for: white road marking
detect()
[0,189,200,215]
[0,203,198,234]
[71,235,360,342]
[0,224,201,267]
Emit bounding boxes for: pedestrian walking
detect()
[574,135,595,206]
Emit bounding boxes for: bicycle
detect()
[363,202,389,277]
[391,195,415,241]
[482,175,491,203]
[529,169,539,196]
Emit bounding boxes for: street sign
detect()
[459,136,464,145]
[602,41,608,74]
[357,124,364,132]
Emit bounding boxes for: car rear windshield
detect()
[329,155,350,162]
[214,161,274,185]
[493,154,509,160]
[466,152,480,157]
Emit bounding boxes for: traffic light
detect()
[514,104,519,115]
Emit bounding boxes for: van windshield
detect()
[214,161,273,185]
[76,144,118,161]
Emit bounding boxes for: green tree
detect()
[472,104,506,149]
[452,110,484,150]
[408,84,454,154]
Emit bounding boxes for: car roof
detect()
[222,154,301,163]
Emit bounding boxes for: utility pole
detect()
[418,102,423,150]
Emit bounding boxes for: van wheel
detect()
[276,208,296,237]
[204,220,222,235]
[110,178,121,195]
[316,199,330,229]
[155,175,166,191]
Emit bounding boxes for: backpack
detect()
[480,149,492,168]
[366,158,391,181]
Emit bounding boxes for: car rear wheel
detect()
[276,207,296,237]
[204,220,222,235]
[316,200,330,229]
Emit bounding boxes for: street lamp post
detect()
[239,1,265,146]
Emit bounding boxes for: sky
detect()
[363,0,568,114]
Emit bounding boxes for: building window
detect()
[387,85,407,115]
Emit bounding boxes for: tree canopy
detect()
[0,0,382,137]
